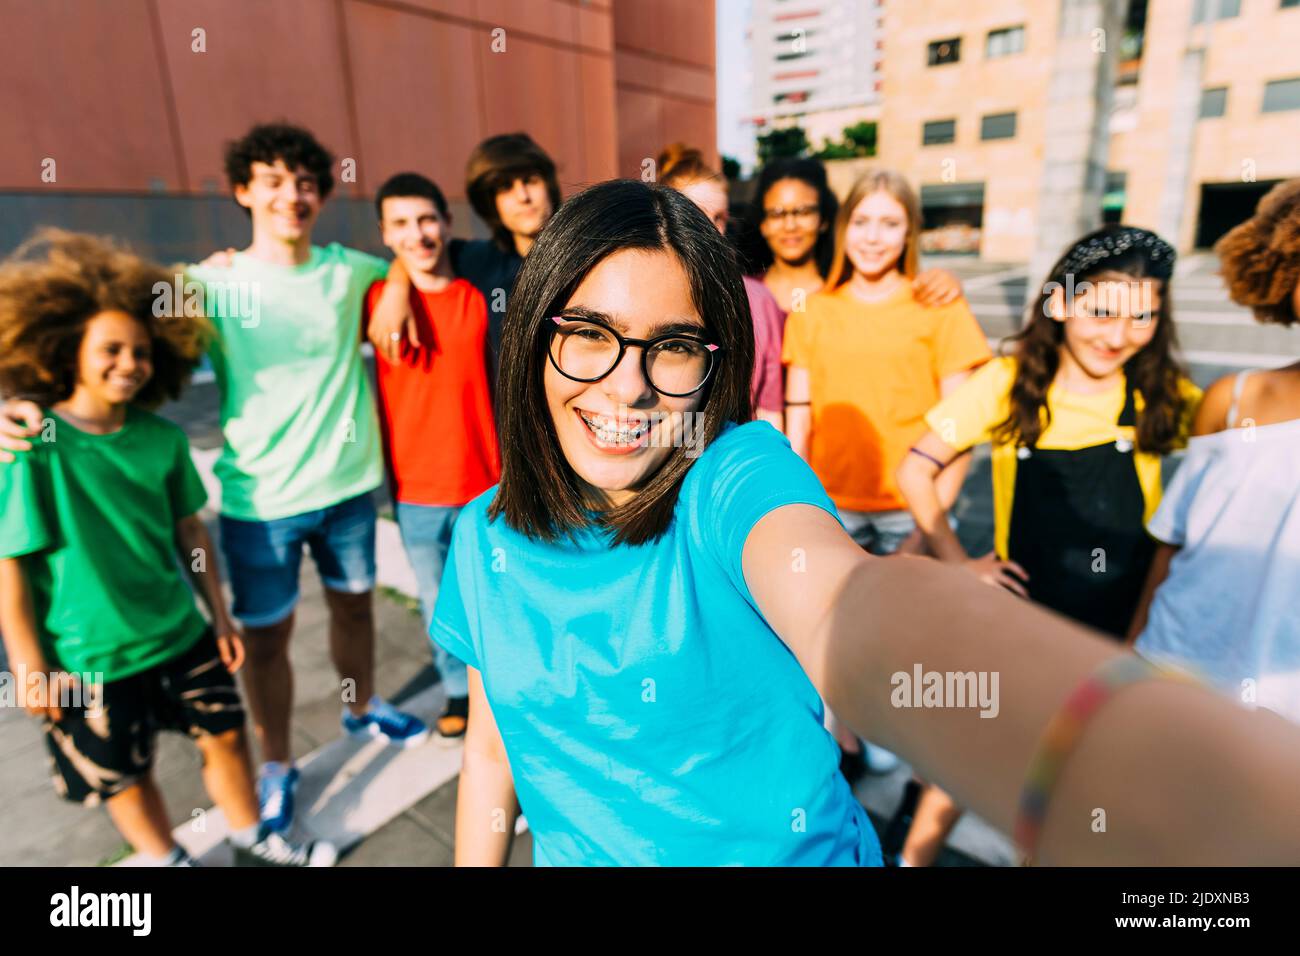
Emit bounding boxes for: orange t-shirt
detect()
[364,278,501,507]
[782,281,991,512]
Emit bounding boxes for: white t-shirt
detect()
[1136,416,1300,724]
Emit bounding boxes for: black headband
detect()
[1060,227,1176,280]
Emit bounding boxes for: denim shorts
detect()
[837,508,959,557]
[837,508,918,556]
[219,492,377,628]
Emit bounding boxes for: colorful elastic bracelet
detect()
[907,445,948,470]
[1013,655,1196,862]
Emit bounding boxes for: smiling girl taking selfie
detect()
[424,180,1300,867]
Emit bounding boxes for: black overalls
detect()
[1005,377,1155,638]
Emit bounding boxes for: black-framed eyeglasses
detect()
[544,316,722,397]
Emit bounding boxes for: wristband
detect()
[907,445,948,470]
[1013,655,1196,861]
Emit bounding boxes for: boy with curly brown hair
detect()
[0,230,335,866]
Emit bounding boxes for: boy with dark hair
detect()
[187,123,430,834]
[368,133,560,377]
[364,171,501,737]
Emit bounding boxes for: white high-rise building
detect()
[746,0,884,149]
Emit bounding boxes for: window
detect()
[1199,87,1228,118]
[1193,0,1241,22]
[1262,77,1300,112]
[922,120,956,145]
[1103,171,1128,224]
[980,111,1017,140]
[927,37,961,66]
[986,26,1025,58]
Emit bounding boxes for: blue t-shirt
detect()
[431,421,882,866]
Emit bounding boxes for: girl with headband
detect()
[892,224,1202,866]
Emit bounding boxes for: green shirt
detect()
[0,408,209,681]
[189,243,388,521]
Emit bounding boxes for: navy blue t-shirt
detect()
[450,238,523,376]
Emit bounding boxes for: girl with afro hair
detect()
[1127,179,1300,725]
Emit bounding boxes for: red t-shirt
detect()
[363,278,500,506]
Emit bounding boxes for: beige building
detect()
[877,0,1300,262]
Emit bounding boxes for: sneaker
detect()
[258,766,299,834]
[435,695,469,741]
[233,826,337,868]
[157,846,200,867]
[342,697,430,748]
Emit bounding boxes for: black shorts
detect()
[42,629,246,806]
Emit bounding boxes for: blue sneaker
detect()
[258,766,299,834]
[342,697,430,748]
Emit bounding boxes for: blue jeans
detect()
[395,501,468,699]
[220,493,377,628]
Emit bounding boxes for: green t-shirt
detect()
[189,243,388,521]
[0,408,210,681]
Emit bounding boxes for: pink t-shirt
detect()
[743,276,786,414]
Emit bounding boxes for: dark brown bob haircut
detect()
[1215,177,1300,327]
[488,179,755,546]
[465,132,562,252]
[0,229,210,409]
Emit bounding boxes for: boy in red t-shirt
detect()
[364,173,501,739]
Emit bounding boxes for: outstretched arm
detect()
[743,504,1300,865]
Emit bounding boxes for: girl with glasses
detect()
[751,157,962,316]
[426,179,1300,867]
[657,143,787,431]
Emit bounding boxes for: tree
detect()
[814,121,878,160]
[756,126,810,166]
[842,121,877,156]
[721,155,741,180]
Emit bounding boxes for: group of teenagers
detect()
[0,119,1298,868]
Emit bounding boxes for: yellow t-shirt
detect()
[782,282,991,512]
[924,356,1203,558]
